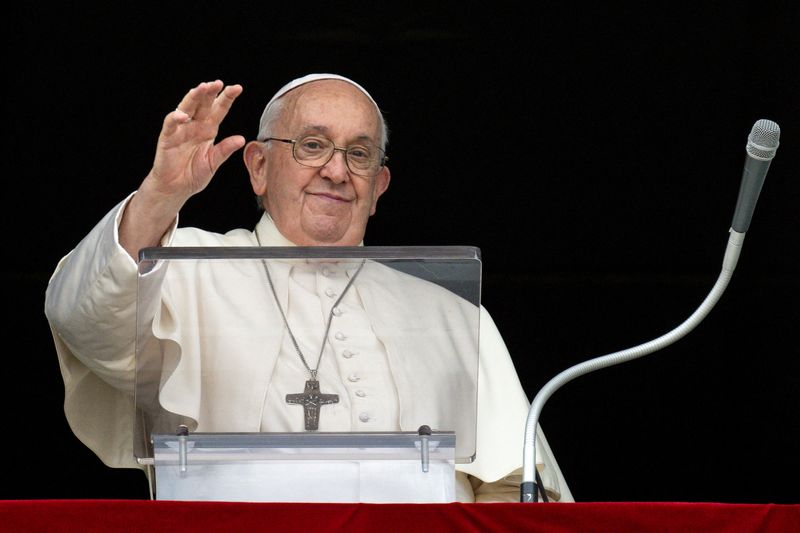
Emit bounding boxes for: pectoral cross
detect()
[286,379,339,431]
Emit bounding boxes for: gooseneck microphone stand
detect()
[520,119,781,502]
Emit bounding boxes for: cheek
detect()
[354,180,377,205]
[267,172,302,202]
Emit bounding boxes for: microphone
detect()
[519,118,781,502]
[731,119,780,233]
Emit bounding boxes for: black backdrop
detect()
[5,4,798,503]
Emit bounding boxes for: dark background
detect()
[5,4,798,502]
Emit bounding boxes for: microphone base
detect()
[520,481,537,503]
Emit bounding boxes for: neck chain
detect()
[256,228,366,430]
[261,258,365,380]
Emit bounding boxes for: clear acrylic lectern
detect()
[134,246,481,503]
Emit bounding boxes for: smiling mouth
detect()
[309,191,351,203]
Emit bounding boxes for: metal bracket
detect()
[417,425,432,473]
[177,425,189,474]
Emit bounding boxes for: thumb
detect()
[209,135,247,174]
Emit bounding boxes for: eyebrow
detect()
[299,125,376,144]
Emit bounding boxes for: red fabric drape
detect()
[2,500,798,532]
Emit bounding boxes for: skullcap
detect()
[258,73,379,139]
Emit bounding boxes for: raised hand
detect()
[151,80,245,200]
[120,80,245,259]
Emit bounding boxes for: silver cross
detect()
[286,380,339,431]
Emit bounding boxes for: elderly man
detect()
[44,74,572,502]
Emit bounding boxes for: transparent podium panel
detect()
[152,432,456,503]
[135,246,481,501]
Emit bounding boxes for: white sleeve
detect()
[44,192,178,469]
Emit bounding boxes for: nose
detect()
[319,148,350,183]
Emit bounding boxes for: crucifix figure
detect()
[286,379,339,430]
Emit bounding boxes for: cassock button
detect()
[348,374,360,382]
[342,350,356,359]
[335,331,346,340]
[322,267,332,277]
[359,412,370,422]
[355,390,366,397]
[325,288,337,298]
[332,306,343,316]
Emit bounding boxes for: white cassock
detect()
[45,193,573,502]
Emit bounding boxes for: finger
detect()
[208,84,243,125]
[174,81,205,118]
[160,108,193,139]
[192,80,225,122]
[175,80,222,119]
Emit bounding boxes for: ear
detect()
[369,165,391,216]
[243,140,268,195]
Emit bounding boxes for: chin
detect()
[303,222,349,245]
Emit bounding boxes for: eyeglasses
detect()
[261,135,388,177]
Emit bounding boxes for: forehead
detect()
[278,80,381,141]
